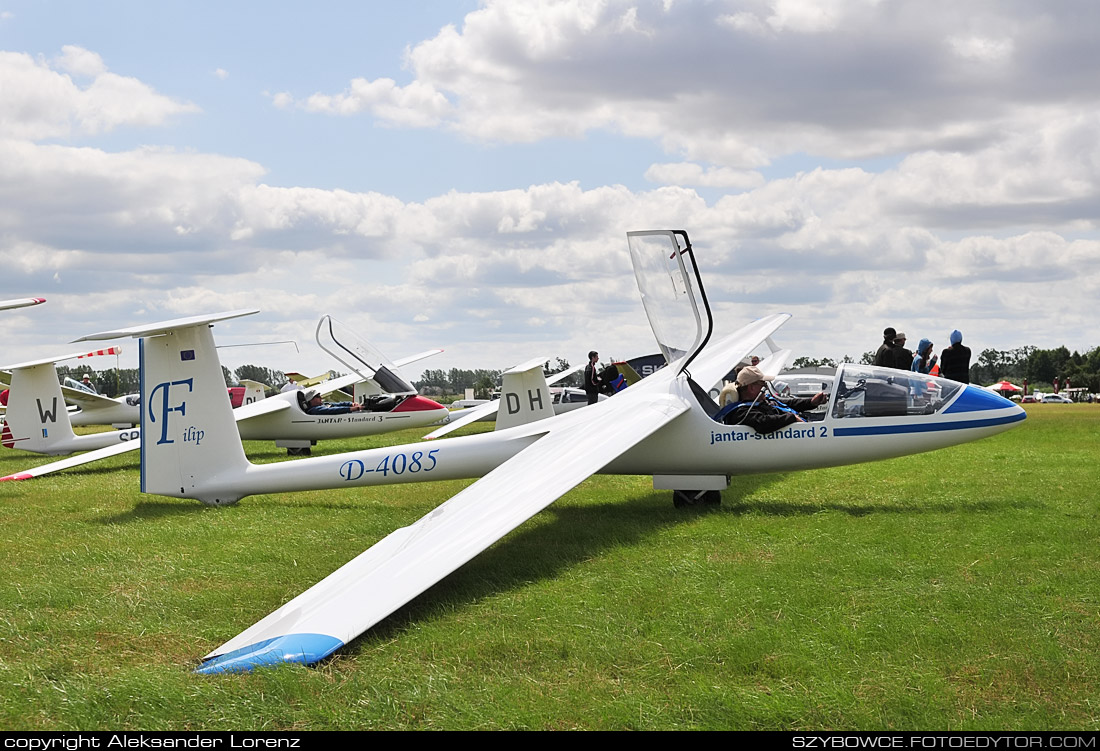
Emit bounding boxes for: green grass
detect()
[0,405,1097,730]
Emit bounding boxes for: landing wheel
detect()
[672,489,722,508]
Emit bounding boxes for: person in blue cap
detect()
[939,330,972,383]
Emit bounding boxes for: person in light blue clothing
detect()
[911,338,938,374]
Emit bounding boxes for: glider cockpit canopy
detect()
[315,315,416,396]
[626,230,713,375]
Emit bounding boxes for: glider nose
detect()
[953,383,1026,430]
[394,395,448,414]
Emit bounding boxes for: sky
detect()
[1,0,1098,383]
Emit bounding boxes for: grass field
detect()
[0,405,1096,730]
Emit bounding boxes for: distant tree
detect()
[546,357,580,387]
[234,364,287,390]
[545,357,570,375]
[415,368,451,393]
[791,356,837,369]
[473,374,495,399]
[55,365,138,398]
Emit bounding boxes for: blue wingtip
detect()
[195,633,345,674]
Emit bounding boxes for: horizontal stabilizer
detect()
[0,440,139,481]
[74,309,259,342]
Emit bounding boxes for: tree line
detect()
[54,364,289,399]
[412,358,576,398]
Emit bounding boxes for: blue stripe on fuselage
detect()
[833,411,1025,437]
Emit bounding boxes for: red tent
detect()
[989,380,1022,393]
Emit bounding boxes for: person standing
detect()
[583,350,603,405]
[911,339,938,374]
[874,327,898,367]
[892,332,914,370]
[939,330,971,383]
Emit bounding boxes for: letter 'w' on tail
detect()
[2,361,77,452]
[494,357,555,432]
[75,310,258,505]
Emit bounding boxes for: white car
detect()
[1038,393,1073,403]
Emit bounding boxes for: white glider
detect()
[72,230,1025,673]
[0,322,447,479]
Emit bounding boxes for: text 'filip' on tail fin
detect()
[76,310,258,505]
[494,357,555,432]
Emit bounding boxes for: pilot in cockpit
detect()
[714,366,828,434]
[298,388,366,415]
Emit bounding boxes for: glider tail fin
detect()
[2,364,77,453]
[494,358,555,432]
[126,315,254,504]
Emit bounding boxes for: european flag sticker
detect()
[181,350,195,361]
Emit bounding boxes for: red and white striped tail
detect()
[78,346,122,358]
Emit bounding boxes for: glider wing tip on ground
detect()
[195,633,345,674]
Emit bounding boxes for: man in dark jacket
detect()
[583,350,603,405]
[892,332,914,370]
[715,366,828,433]
[873,327,897,367]
[940,330,972,383]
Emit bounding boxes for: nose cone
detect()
[944,384,1026,432]
[394,395,448,414]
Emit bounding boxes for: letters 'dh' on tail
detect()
[494,357,555,432]
[77,310,258,505]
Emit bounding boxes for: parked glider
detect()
[0,322,447,478]
[0,350,146,455]
[74,230,1025,673]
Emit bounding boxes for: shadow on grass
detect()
[348,472,785,651]
[95,500,212,524]
[720,473,1041,517]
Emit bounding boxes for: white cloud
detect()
[0,48,198,140]
[947,35,1015,63]
[645,162,766,189]
[296,77,453,128]
[3,4,1100,374]
[54,45,107,77]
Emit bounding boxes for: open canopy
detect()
[626,230,712,374]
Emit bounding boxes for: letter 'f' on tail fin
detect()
[77,310,258,505]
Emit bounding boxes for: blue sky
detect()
[1,1,1098,381]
